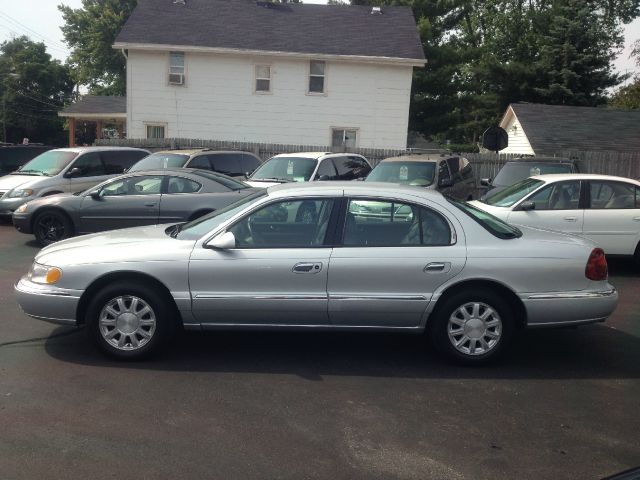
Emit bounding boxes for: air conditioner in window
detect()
[169,73,185,85]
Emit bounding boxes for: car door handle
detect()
[292,262,322,274]
[144,202,156,207]
[633,217,640,222]
[424,262,451,273]
[564,217,578,222]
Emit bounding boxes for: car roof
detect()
[270,152,331,160]
[53,146,149,153]
[532,173,640,184]
[507,157,574,163]
[152,149,256,156]
[380,154,456,163]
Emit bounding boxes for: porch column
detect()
[95,120,103,141]
[69,117,76,147]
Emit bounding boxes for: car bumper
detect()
[12,212,32,234]
[522,286,618,327]
[14,277,82,326]
[0,197,30,217]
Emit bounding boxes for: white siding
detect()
[126,50,413,149]
[499,112,535,155]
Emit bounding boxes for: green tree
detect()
[0,37,74,145]
[59,0,138,95]
[610,39,640,109]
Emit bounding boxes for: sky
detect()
[0,0,638,85]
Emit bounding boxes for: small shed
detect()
[499,103,640,155]
[58,96,126,147]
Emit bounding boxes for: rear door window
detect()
[240,154,261,176]
[210,154,243,176]
[167,176,202,194]
[589,181,637,209]
[187,155,212,170]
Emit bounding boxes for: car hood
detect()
[20,193,78,211]
[0,174,46,191]
[36,224,196,266]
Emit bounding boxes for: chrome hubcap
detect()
[98,296,156,351]
[447,302,502,356]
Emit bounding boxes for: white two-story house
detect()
[113,0,425,150]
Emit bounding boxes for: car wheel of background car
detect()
[33,210,73,246]
[86,282,176,360]
[295,201,317,224]
[429,289,513,364]
[634,242,640,270]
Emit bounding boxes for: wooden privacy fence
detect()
[96,138,640,183]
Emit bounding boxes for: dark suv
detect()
[480,157,579,201]
[0,144,52,176]
[129,149,262,178]
[366,153,475,200]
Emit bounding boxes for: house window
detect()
[146,124,166,139]
[309,60,325,94]
[332,128,357,148]
[169,52,185,85]
[255,65,271,93]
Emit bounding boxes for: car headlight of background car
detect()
[7,188,34,198]
[14,204,28,214]
[28,263,62,285]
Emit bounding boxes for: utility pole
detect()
[2,89,6,143]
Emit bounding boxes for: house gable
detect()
[499,105,535,155]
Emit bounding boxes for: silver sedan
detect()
[15,182,618,364]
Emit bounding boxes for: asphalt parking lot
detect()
[1,221,639,480]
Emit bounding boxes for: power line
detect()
[0,22,70,57]
[0,12,69,52]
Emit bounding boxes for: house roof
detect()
[503,103,640,154]
[59,96,126,118]
[114,0,425,64]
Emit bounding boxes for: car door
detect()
[157,175,205,224]
[77,174,163,233]
[65,152,108,193]
[582,180,640,255]
[507,180,584,235]
[327,197,465,328]
[188,195,339,326]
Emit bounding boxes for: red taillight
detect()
[585,248,608,281]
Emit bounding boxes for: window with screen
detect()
[255,65,271,93]
[309,61,325,93]
[169,52,185,85]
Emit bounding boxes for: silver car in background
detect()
[15,183,617,364]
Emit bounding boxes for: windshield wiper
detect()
[13,169,46,176]
[251,177,294,183]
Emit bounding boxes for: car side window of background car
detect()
[240,154,261,176]
[589,181,637,209]
[72,153,106,177]
[459,157,473,180]
[101,150,147,174]
[438,161,451,183]
[101,175,163,196]
[637,187,640,208]
[210,154,242,176]
[167,177,201,194]
[344,199,451,247]
[228,199,335,248]
[347,156,371,179]
[446,157,461,180]
[186,155,211,170]
[526,181,581,210]
[316,158,337,180]
[331,156,357,180]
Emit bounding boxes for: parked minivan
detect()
[0,144,53,177]
[0,147,149,219]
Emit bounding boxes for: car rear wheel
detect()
[86,282,175,360]
[33,210,73,246]
[429,290,513,364]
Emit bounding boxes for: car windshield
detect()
[249,157,318,182]
[493,162,574,186]
[482,178,544,207]
[129,153,189,172]
[448,198,522,239]
[174,190,268,240]
[14,151,78,176]
[366,161,436,186]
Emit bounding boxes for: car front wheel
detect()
[33,210,73,246]
[86,282,176,359]
[429,290,513,364]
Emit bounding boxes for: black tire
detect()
[33,210,73,246]
[428,289,514,365]
[85,282,176,360]
[634,242,640,270]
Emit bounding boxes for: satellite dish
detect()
[482,126,508,153]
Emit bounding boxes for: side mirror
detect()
[518,201,536,211]
[438,177,454,188]
[89,190,102,200]
[480,178,491,187]
[204,231,236,250]
[65,167,82,178]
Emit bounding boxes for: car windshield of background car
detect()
[483,178,545,207]
[175,190,268,240]
[129,153,189,171]
[13,151,78,176]
[493,163,574,186]
[366,162,436,186]
[249,157,318,182]
[449,198,522,239]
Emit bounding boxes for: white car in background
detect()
[470,174,640,267]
